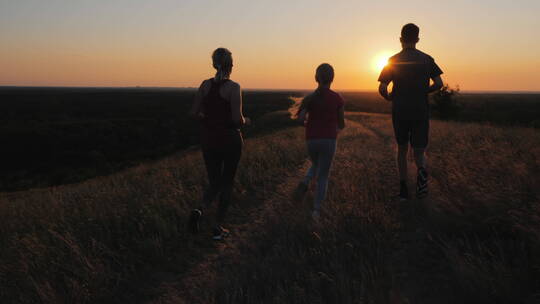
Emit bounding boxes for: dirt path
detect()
[137,117,379,303]
[140,157,312,304]
[134,112,456,303]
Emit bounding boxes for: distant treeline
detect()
[0,87,300,191]
[455,93,540,127]
[342,91,540,127]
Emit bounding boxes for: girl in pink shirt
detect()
[295,63,346,221]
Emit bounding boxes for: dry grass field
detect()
[1,102,538,303]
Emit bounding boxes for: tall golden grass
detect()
[1,110,538,303]
[0,111,305,303]
[350,113,540,303]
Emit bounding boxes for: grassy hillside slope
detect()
[1,111,539,303]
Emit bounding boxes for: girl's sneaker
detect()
[212,226,230,240]
[312,210,321,222]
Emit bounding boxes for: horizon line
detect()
[1,85,540,94]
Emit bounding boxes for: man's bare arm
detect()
[378,81,391,101]
[428,75,443,93]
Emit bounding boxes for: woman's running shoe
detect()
[398,181,409,202]
[188,209,202,234]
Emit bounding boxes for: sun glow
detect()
[373,52,393,73]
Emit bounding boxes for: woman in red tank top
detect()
[188,48,247,240]
[294,63,346,221]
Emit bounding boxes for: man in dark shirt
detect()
[378,23,444,200]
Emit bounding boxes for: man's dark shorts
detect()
[392,116,429,148]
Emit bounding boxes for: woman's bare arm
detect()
[189,80,210,118]
[229,82,245,126]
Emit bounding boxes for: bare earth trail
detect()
[140,163,313,304]
[137,112,456,303]
[136,116,368,303]
[130,101,310,303]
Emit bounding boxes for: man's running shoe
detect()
[212,226,230,240]
[416,167,428,199]
[188,209,202,234]
[293,182,309,202]
[398,181,409,201]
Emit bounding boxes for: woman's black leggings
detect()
[201,136,242,223]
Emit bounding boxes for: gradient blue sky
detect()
[1,0,539,90]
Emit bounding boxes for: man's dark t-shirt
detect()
[378,48,443,120]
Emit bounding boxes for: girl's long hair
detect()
[298,63,334,115]
[212,48,233,81]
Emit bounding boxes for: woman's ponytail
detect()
[212,48,233,81]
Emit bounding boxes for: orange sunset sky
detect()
[1,0,539,91]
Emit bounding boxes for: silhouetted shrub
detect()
[431,84,461,119]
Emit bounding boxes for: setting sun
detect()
[373,52,393,73]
